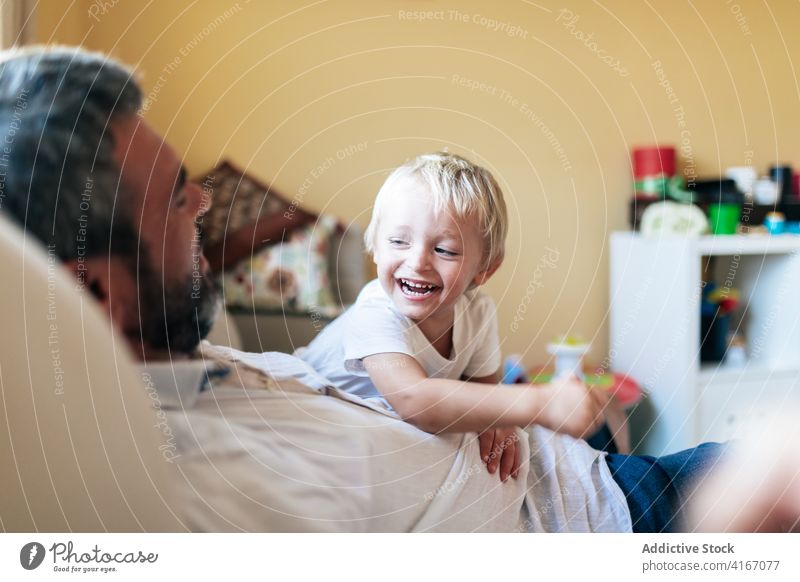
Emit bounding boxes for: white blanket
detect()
[167,349,631,532]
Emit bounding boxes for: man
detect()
[0,47,723,532]
[0,47,218,361]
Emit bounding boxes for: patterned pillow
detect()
[223,215,341,316]
[196,161,289,248]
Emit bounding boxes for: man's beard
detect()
[137,254,221,355]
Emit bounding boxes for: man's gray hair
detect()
[0,46,142,261]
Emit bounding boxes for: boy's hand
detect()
[479,428,520,482]
[533,375,609,439]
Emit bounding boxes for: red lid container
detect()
[633,146,676,178]
[793,172,800,200]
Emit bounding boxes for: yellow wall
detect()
[37,0,800,364]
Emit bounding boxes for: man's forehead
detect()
[114,118,177,165]
[112,117,180,204]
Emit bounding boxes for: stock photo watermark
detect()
[652,60,697,187]
[190,176,213,299]
[74,176,94,291]
[141,2,247,113]
[555,9,629,77]
[46,245,65,396]
[726,0,753,37]
[287,140,369,219]
[87,0,122,22]
[423,431,521,502]
[516,485,571,531]
[450,74,572,171]
[510,247,560,333]
[643,283,702,388]
[0,88,29,210]
[142,372,181,463]
[398,9,530,39]
[599,275,653,373]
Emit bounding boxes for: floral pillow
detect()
[197,161,290,248]
[223,215,341,316]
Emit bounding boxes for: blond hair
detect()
[364,152,508,269]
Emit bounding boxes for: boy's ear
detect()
[472,255,503,286]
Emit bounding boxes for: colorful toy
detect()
[703,284,741,316]
[547,335,590,380]
[502,354,528,384]
[527,369,642,408]
[504,335,643,408]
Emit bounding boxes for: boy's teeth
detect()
[399,278,437,296]
[403,279,434,289]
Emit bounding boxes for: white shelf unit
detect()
[610,232,800,455]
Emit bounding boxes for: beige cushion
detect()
[0,215,181,531]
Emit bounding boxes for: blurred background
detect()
[27,0,800,361]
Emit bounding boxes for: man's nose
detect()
[188,183,209,219]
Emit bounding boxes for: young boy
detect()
[300,152,608,483]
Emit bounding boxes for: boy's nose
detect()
[406,246,431,272]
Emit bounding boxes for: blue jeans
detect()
[605,442,726,533]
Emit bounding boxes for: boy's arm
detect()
[467,372,500,384]
[363,353,607,435]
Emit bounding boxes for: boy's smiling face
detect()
[373,179,496,333]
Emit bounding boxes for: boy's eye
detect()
[435,247,459,257]
[388,238,407,246]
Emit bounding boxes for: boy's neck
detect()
[416,311,455,359]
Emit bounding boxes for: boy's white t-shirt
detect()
[299,279,501,403]
[297,279,633,532]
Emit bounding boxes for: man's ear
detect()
[472,255,503,287]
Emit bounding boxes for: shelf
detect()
[612,231,800,256]
[697,234,800,256]
[697,362,800,385]
[611,230,800,455]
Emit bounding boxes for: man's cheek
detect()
[142,214,170,248]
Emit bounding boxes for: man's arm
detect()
[363,352,607,436]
